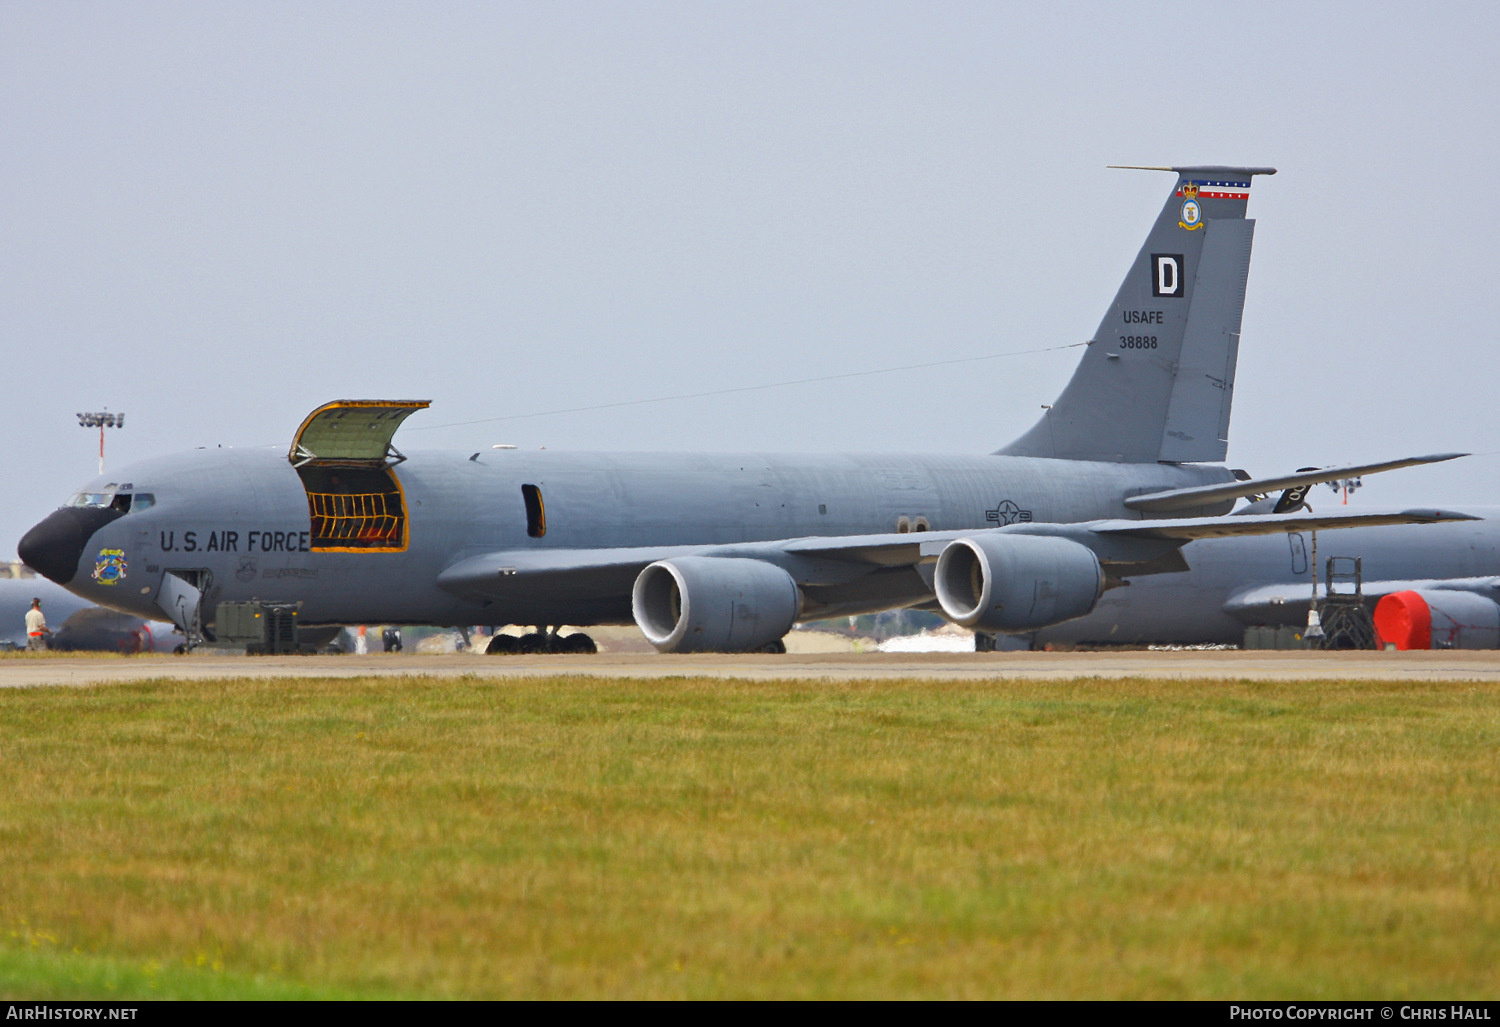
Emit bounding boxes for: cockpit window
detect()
[66,490,153,514]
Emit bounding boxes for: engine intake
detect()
[632,556,801,653]
[934,534,1103,632]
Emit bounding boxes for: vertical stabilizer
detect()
[998,166,1274,463]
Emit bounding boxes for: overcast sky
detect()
[4,1,1497,554]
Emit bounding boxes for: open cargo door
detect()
[288,400,430,553]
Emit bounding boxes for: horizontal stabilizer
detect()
[1108,165,1278,177]
[1124,453,1468,514]
[1091,507,1479,542]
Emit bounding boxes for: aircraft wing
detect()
[437,536,943,601]
[437,508,1481,607]
[437,546,689,605]
[1122,454,1466,514]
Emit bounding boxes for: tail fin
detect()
[999,165,1276,463]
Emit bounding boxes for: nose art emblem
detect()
[92,548,128,585]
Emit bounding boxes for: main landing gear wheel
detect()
[561,633,598,654]
[517,631,550,654]
[974,632,997,653]
[486,634,520,655]
[760,639,786,654]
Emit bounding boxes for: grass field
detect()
[1,674,1497,999]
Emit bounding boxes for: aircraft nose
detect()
[18,506,125,585]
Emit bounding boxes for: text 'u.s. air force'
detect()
[158,529,310,553]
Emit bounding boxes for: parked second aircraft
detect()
[1019,512,1500,650]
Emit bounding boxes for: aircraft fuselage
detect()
[27,447,1236,628]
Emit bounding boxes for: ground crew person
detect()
[25,598,49,651]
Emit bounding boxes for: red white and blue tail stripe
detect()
[1176,179,1252,200]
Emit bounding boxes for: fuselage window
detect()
[522,484,547,538]
[134,494,155,511]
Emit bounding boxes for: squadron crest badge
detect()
[92,548,127,585]
[1178,181,1203,231]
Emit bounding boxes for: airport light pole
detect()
[77,410,124,475]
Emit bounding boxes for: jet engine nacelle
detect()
[632,556,801,653]
[934,534,1104,632]
[1373,589,1500,650]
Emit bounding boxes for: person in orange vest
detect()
[25,598,50,651]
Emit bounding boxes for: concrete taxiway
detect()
[2,649,1499,688]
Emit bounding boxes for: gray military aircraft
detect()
[0,568,181,653]
[16,166,1475,653]
[1015,511,1500,650]
[0,570,91,650]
